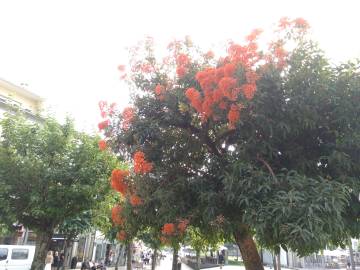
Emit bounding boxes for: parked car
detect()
[0,245,35,270]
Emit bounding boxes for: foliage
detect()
[185,226,222,253]
[58,211,93,241]
[0,113,117,234]
[92,191,119,240]
[100,17,359,262]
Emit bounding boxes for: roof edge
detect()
[0,78,43,102]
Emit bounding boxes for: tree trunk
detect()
[276,253,281,270]
[115,244,124,270]
[151,248,158,270]
[31,230,53,270]
[348,238,355,270]
[120,244,126,266]
[272,253,277,270]
[172,247,179,270]
[126,242,132,270]
[63,238,73,269]
[195,249,201,270]
[234,226,264,270]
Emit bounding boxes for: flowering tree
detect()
[160,219,189,270]
[99,101,197,270]
[108,165,145,270]
[100,18,359,270]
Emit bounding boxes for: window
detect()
[0,95,7,103]
[11,249,28,260]
[0,248,8,260]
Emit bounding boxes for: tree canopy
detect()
[99,18,359,270]
[0,113,117,270]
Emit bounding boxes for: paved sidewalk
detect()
[96,261,360,270]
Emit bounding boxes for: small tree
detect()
[186,227,213,270]
[0,113,116,270]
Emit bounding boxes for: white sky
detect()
[0,0,359,133]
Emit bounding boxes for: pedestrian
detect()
[57,252,65,270]
[81,260,90,270]
[218,252,224,269]
[347,262,351,270]
[52,251,59,270]
[71,256,78,269]
[45,251,53,270]
[109,251,114,266]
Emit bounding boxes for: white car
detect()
[0,245,35,270]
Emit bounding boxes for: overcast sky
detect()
[0,0,359,133]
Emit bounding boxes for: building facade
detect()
[0,78,42,119]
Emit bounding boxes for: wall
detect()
[0,81,41,114]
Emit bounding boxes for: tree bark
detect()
[115,244,124,270]
[272,253,277,270]
[126,242,132,270]
[31,230,53,270]
[195,249,201,270]
[172,247,179,270]
[234,226,264,270]
[151,248,158,270]
[63,238,73,269]
[348,238,355,270]
[276,253,281,270]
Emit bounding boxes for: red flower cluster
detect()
[278,17,309,31]
[140,63,154,73]
[98,140,107,151]
[111,169,129,195]
[98,119,110,130]
[228,104,241,129]
[133,151,153,174]
[246,28,263,42]
[130,194,143,206]
[117,230,127,241]
[111,205,124,225]
[176,53,190,78]
[118,65,126,72]
[118,65,127,80]
[162,223,175,235]
[185,88,202,113]
[155,84,166,101]
[293,17,310,30]
[160,219,189,246]
[267,42,288,69]
[122,107,134,130]
[177,54,190,66]
[184,35,261,127]
[99,101,116,119]
[176,67,187,78]
[278,17,291,29]
[205,50,214,59]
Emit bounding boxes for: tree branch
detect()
[172,121,222,157]
[257,155,277,182]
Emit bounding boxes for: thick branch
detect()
[257,155,277,182]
